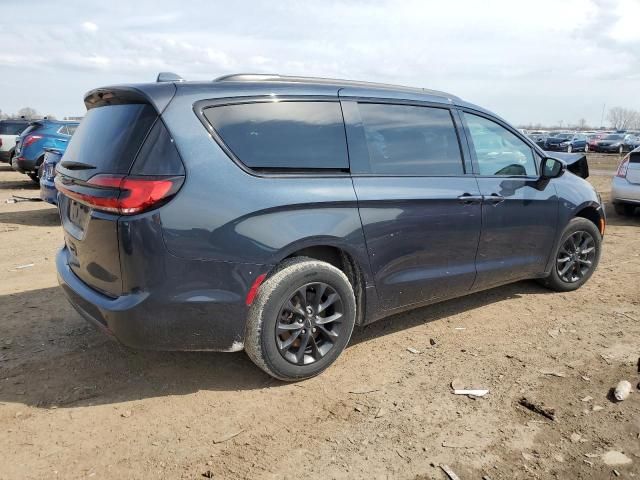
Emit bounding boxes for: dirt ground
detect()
[0,154,638,480]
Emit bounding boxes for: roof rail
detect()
[157,72,185,83]
[213,73,459,99]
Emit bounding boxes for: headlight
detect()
[560,142,569,146]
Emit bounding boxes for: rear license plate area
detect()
[69,200,89,229]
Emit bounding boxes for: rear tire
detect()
[245,257,356,381]
[538,217,601,292]
[614,203,635,216]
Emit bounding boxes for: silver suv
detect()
[612,147,640,215]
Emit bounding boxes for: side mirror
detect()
[540,157,566,179]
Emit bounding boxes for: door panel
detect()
[461,110,559,289]
[473,177,558,289]
[354,177,482,310]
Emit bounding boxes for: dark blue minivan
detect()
[56,74,604,380]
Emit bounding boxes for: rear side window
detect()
[63,104,157,174]
[0,122,28,135]
[203,101,349,171]
[357,103,463,176]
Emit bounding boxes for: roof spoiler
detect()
[156,72,185,83]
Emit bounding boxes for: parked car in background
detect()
[55,73,605,381]
[527,131,547,148]
[544,132,587,152]
[0,119,30,163]
[622,134,640,153]
[611,147,640,215]
[592,133,626,154]
[39,148,65,205]
[11,120,78,182]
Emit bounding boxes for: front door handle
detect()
[485,193,505,205]
[457,193,484,205]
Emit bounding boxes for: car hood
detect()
[546,152,589,179]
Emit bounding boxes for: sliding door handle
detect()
[485,193,505,205]
[457,193,484,205]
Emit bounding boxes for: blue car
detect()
[12,119,78,182]
[56,73,605,381]
[544,133,587,153]
[39,148,65,205]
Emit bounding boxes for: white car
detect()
[612,147,640,215]
[0,120,30,163]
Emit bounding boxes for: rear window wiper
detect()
[60,160,96,170]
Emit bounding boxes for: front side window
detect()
[357,103,463,176]
[204,101,348,171]
[464,113,536,176]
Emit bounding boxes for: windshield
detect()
[603,134,624,140]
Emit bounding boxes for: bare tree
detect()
[17,107,38,119]
[607,107,639,131]
[577,118,588,131]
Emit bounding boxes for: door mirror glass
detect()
[541,157,566,179]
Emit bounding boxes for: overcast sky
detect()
[0,0,638,126]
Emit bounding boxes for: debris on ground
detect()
[519,397,556,421]
[406,347,420,354]
[453,389,489,397]
[592,405,604,412]
[6,196,42,204]
[9,263,34,272]
[570,432,582,443]
[613,380,632,401]
[429,338,436,346]
[213,430,244,444]
[120,410,132,418]
[581,395,593,402]
[439,464,461,480]
[374,408,386,418]
[540,369,566,378]
[202,471,214,478]
[602,450,632,466]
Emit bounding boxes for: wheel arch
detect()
[274,243,368,326]
[574,203,604,235]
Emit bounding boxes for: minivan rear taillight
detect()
[55,174,184,215]
[22,134,42,147]
[616,156,630,178]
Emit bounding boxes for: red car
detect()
[586,133,607,152]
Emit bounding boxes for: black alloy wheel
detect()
[556,230,597,283]
[276,282,344,366]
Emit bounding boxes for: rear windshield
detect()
[0,122,28,135]
[63,104,157,174]
[204,101,349,171]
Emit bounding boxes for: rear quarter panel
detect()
[157,90,374,286]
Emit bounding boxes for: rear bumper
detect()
[611,176,640,204]
[40,178,57,205]
[12,156,38,173]
[57,247,261,352]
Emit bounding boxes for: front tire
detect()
[245,257,356,381]
[585,144,590,153]
[538,217,601,292]
[619,145,624,154]
[567,144,573,153]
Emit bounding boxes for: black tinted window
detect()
[357,103,463,175]
[63,104,157,174]
[204,101,348,171]
[0,122,28,135]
